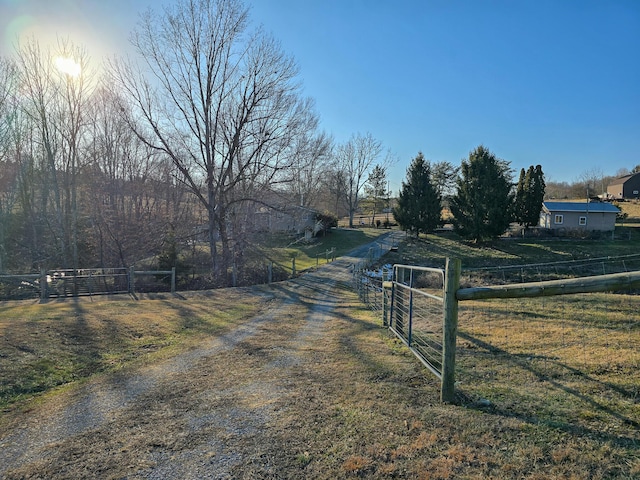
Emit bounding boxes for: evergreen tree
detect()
[514,164,546,227]
[450,145,514,242]
[514,168,527,225]
[365,164,387,225]
[529,164,546,225]
[393,153,442,237]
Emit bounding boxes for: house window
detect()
[579,216,587,226]
[554,214,563,225]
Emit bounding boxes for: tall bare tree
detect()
[286,131,333,208]
[15,38,95,269]
[336,132,384,228]
[0,57,19,272]
[109,0,320,283]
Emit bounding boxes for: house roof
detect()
[543,201,620,214]
[608,172,640,187]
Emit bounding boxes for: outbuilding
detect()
[607,172,640,200]
[539,201,620,232]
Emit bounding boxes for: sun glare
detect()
[55,56,81,77]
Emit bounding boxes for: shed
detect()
[539,201,620,232]
[607,172,640,200]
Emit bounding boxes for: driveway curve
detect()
[0,232,404,480]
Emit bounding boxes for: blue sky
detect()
[2,0,639,193]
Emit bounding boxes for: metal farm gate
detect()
[0,267,176,301]
[46,268,130,297]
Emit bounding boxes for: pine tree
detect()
[365,165,387,225]
[514,164,546,227]
[514,168,527,225]
[450,145,514,242]
[528,164,546,225]
[393,153,442,237]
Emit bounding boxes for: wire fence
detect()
[388,265,446,378]
[354,249,640,408]
[0,267,175,301]
[455,254,640,387]
[351,233,402,311]
[460,252,640,287]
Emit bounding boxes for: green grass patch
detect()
[385,228,640,270]
[255,227,388,272]
[0,290,266,411]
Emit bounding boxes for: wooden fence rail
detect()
[383,259,640,404]
[456,270,640,301]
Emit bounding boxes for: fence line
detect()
[0,267,176,301]
[367,254,640,403]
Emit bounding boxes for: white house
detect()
[539,201,620,232]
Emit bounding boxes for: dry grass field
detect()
[619,200,640,222]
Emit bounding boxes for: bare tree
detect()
[53,39,96,269]
[577,167,607,198]
[286,131,333,208]
[14,38,96,269]
[0,57,19,272]
[84,86,182,268]
[109,0,320,284]
[336,132,384,228]
[365,164,387,226]
[16,39,66,265]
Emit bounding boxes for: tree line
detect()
[393,146,546,242]
[0,0,391,285]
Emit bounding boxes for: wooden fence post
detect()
[40,268,47,301]
[171,267,176,293]
[292,257,296,277]
[441,257,461,403]
[268,262,273,283]
[129,266,135,294]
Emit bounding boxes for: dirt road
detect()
[1,232,419,479]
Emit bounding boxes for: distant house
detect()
[254,205,320,237]
[607,172,640,200]
[539,201,620,232]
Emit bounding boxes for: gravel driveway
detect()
[0,233,404,479]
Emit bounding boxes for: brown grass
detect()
[0,289,267,411]
[619,200,640,221]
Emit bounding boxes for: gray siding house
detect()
[539,201,620,232]
[254,205,319,237]
[607,172,640,200]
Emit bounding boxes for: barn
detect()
[539,201,620,232]
[607,172,640,200]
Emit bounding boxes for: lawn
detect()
[254,227,389,273]
[384,224,640,271]
[0,289,267,411]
